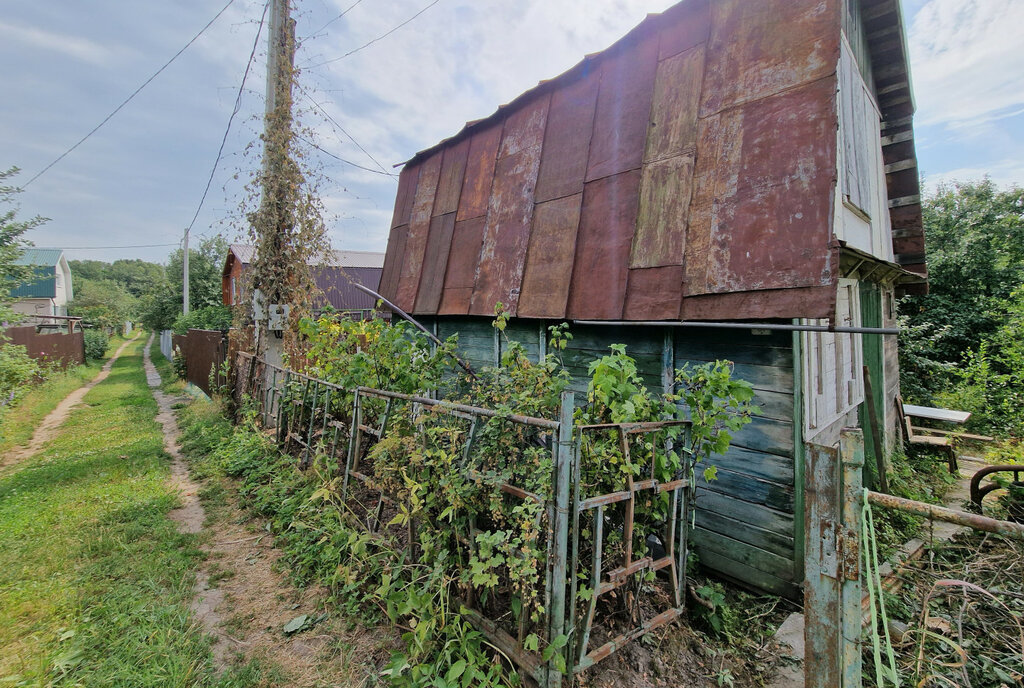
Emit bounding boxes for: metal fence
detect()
[4,326,85,368]
[178,329,228,396]
[159,330,174,362]
[233,352,693,686]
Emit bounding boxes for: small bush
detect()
[83,329,109,360]
[171,347,186,380]
[0,342,40,408]
[172,305,232,336]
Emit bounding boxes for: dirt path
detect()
[142,335,383,683]
[0,335,138,471]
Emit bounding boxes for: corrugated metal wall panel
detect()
[394,153,443,311]
[438,217,486,315]
[469,95,550,316]
[414,213,457,313]
[534,69,599,204]
[518,194,583,318]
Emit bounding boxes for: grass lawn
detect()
[0,332,132,455]
[0,336,270,686]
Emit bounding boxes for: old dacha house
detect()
[377,0,926,598]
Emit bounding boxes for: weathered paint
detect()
[394,153,443,311]
[566,170,641,320]
[535,69,599,204]
[518,194,583,318]
[469,95,550,316]
[379,0,924,323]
[414,212,457,313]
[438,217,486,315]
[585,31,659,183]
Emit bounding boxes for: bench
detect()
[896,398,966,473]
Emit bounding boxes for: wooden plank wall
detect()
[675,328,799,598]
[424,316,799,598]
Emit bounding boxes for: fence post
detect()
[546,391,574,687]
[840,429,864,687]
[804,430,864,688]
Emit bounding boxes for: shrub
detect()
[171,305,232,335]
[0,342,40,408]
[83,329,109,360]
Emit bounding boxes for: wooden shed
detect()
[377,0,926,598]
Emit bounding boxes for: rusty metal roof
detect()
[380,0,924,322]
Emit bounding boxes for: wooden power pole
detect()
[256,0,295,367]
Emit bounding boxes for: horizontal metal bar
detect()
[605,554,673,586]
[572,320,899,335]
[578,478,687,510]
[866,491,1024,540]
[575,607,682,671]
[465,469,544,504]
[357,386,560,429]
[461,607,544,682]
[578,420,691,432]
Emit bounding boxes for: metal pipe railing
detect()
[866,490,1024,540]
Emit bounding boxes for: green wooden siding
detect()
[428,316,800,598]
[675,328,800,598]
[859,281,885,488]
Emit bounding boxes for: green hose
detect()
[862,488,901,686]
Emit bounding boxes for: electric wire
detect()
[302,0,365,40]
[297,133,397,177]
[306,0,442,69]
[23,0,238,188]
[185,0,270,236]
[298,85,394,178]
[60,243,179,250]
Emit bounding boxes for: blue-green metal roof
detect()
[10,248,64,299]
[13,248,63,267]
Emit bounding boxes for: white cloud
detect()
[0,21,112,65]
[909,0,1024,128]
[922,159,1024,193]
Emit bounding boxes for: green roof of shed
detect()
[14,248,64,267]
[10,248,65,299]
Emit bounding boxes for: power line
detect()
[307,0,442,69]
[299,85,393,177]
[185,0,270,234]
[24,0,239,188]
[302,0,365,40]
[61,243,179,250]
[297,133,398,177]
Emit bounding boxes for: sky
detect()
[1,0,1022,265]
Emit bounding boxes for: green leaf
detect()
[446,659,467,682]
[283,614,309,635]
[703,465,718,482]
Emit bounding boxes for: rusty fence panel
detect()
[232,352,701,685]
[179,329,228,396]
[4,325,85,368]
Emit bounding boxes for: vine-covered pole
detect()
[254,0,295,368]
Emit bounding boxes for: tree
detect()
[138,235,229,331]
[900,179,1024,400]
[68,278,137,330]
[69,258,164,298]
[0,167,44,324]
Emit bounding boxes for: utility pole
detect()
[256,0,295,372]
[183,228,190,314]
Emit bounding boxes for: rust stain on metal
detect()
[644,45,704,163]
[699,0,839,118]
[391,163,419,229]
[631,155,695,269]
[469,95,550,316]
[413,212,457,314]
[867,490,1024,540]
[517,194,583,319]
[433,138,470,217]
[535,68,599,203]
[585,32,659,183]
[657,0,710,60]
[394,153,443,311]
[456,125,502,222]
[377,224,408,301]
[438,216,486,315]
[624,265,684,320]
[566,169,641,320]
[693,78,838,296]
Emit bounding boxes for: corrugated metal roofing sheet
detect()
[10,266,57,299]
[227,244,384,269]
[379,0,923,322]
[14,248,63,267]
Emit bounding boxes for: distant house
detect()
[11,248,75,321]
[221,244,385,317]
